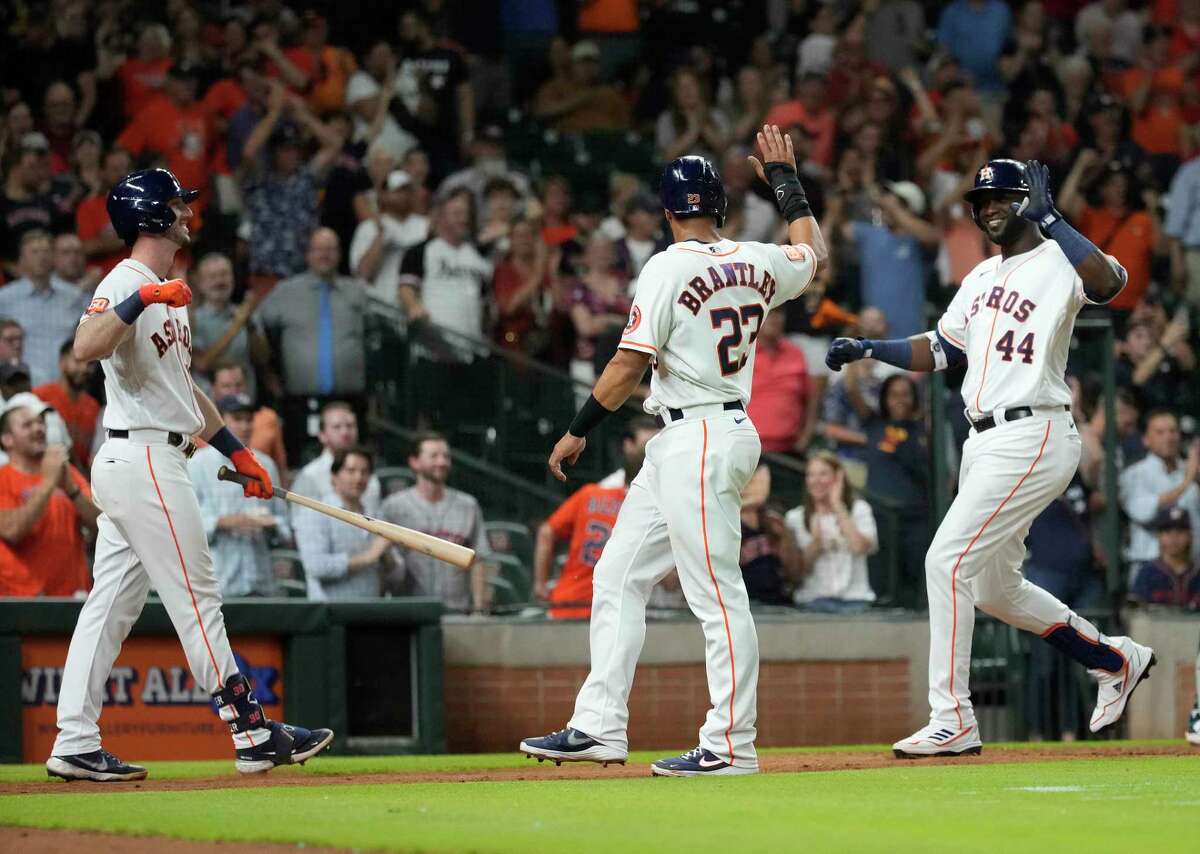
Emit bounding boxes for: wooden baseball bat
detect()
[217,466,475,570]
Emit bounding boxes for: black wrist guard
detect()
[764,162,813,223]
[568,394,612,438]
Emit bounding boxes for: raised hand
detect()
[826,337,870,372]
[138,279,192,308]
[1014,160,1058,223]
[748,124,796,186]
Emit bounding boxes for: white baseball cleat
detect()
[1088,637,1156,733]
[1186,707,1200,746]
[893,722,983,758]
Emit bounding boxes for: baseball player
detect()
[46,168,332,782]
[826,159,1155,757]
[520,125,827,776]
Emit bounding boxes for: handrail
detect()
[366,296,649,416]
[369,415,565,507]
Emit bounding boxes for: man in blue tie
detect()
[258,228,370,464]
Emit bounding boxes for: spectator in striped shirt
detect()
[296,446,389,600]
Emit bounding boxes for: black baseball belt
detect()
[655,400,744,428]
[969,405,1069,433]
[108,429,198,457]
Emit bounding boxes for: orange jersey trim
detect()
[947,420,1051,728]
[674,243,741,257]
[699,420,738,764]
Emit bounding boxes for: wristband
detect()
[764,162,813,223]
[568,394,612,438]
[113,291,147,324]
[861,337,914,370]
[209,426,246,458]
[1044,216,1099,267]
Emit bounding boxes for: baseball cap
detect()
[571,41,601,62]
[0,363,32,385]
[1154,506,1192,532]
[2,391,50,417]
[217,393,255,414]
[886,181,926,216]
[477,123,506,145]
[386,170,412,191]
[19,132,49,154]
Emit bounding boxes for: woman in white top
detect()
[786,450,878,612]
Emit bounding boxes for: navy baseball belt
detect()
[655,400,744,428]
[969,404,1069,433]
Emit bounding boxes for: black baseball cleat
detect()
[46,750,148,782]
[235,721,335,774]
[519,727,627,766]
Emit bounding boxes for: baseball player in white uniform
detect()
[46,168,332,782]
[520,126,827,776]
[827,159,1156,757]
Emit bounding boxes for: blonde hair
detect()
[803,450,855,518]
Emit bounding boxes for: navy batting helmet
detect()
[659,156,727,227]
[963,158,1029,228]
[107,168,200,245]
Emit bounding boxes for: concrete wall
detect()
[442,613,932,752]
[441,611,1200,751]
[1125,612,1200,740]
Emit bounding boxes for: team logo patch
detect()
[687,193,700,204]
[978,165,994,182]
[86,297,109,315]
[783,244,807,263]
[625,305,642,334]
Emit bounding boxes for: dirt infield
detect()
[1,743,1195,796]
[0,827,349,854]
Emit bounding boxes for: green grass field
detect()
[2,744,1198,853]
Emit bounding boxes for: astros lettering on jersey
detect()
[618,238,816,416]
[82,257,203,435]
[936,240,1123,421]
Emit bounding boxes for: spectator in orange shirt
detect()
[76,147,131,279]
[533,417,658,619]
[1117,26,1189,162]
[289,12,357,115]
[0,402,98,596]
[532,41,631,133]
[764,73,836,167]
[1059,151,1162,312]
[33,339,99,470]
[747,311,813,455]
[116,24,173,122]
[117,63,212,226]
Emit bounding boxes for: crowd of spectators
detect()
[0,0,1199,647]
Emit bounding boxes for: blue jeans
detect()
[804,598,872,614]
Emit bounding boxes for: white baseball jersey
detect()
[937,240,1125,421]
[618,238,816,414]
[81,258,204,435]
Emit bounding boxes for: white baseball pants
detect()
[925,408,1114,729]
[53,435,241,755]
[568,409,762,768]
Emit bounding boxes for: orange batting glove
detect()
[230,448,273,499]
[138,279,192,308]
